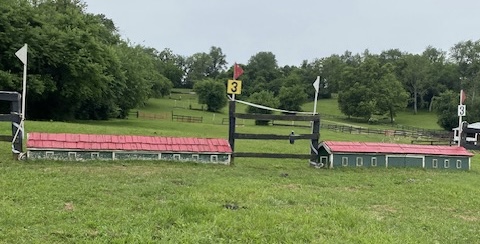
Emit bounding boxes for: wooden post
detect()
[310,116,320,164]
[228,100,236,164]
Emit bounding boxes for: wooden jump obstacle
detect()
[228,100,320,164]
[0,91,23,159]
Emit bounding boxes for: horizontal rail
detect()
[172,114,203,123]
[0,135,12,142]
[234,113,319,122]
[0,114,19,121]
[234,152,311,159]
[234,133,318,140]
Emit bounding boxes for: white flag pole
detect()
[232,66,236,101]
[21,44,27,122]
[458,90,463,147]
[15,43,27,140]
[313,76,320,115]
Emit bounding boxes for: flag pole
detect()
[232,65,236,101]
[313,76,320,115]
[15,43,28,140]
[21,44,27,123]
[458,90,463,147]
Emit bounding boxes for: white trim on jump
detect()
[231,98,317,115]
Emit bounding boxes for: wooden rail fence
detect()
[0,91,22,159]
[228,101,320,164]
[131,111,203,123]
[320,124,450,139]
[171,112,203,123]
[134,111,170,120]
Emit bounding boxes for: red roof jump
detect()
[321,141,473,157]
[27,132,232,154]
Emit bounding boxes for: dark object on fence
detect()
[0,91,22,159]
[171,111,203,123]
[289,131,295,144]
[228,100,320,164]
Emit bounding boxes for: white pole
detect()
[313,76,319,115]
[458,90,463,147]
[232,67,236,101]
[21,44,27,139]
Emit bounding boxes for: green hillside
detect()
[0,94,477,243]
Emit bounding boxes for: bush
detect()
[193,79,227,112]
[246,91,279,125]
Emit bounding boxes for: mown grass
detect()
[0,94,475,243]
[1,157,480,243]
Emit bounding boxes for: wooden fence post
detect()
[11,97,22,159]
[228,100,236,164]
[310,116,320,164]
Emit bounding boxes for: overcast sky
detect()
[84,0,480,66]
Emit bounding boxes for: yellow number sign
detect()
[227,80,242,94]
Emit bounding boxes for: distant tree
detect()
[338,82,376,120]
[450,40,480,103]
[400,54,431,114]
[193,79,227,112]
[434,90,459,130]
[244,52,280,96]
[278,85,307,111]
[207,46,227,78]
[185,52,212,88]
[338,57,408,122]
[318,55,345,94]
[376,68,409,122]
[246,90,279,125]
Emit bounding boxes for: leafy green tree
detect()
[376,69,409,122]
[422,46,457,111]
[246,90,279,125]
[278,85,307,111]
[244,52,280,96]
[434,90,459,130]
[450,40,480,103]
[0,0,173,120]
[338,82,376,120]
[207,46,227,78]
[400,54,431,114]
[338,56,408,121]
[318,55,346,94]
[193,79,227,112]
[184,52,211,88]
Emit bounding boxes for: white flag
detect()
[313,76,320,93]
[15,44,28,65]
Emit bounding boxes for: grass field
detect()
[1,93,478,243]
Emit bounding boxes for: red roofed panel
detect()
[27,133,232,154]
[323,141,473,157]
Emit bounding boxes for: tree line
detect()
[192,44,480,131]
[0,0,173,120]
[1,0,479,130]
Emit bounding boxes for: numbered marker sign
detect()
[227,80,242,94]
[458,105,466,116]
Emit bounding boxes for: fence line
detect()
[171,112,203,123]
[319,123,450,139]
[132,111,170,120]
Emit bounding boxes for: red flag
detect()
[233,63,243,80]
[461,90,467,104]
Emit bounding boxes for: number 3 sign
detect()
[227,80,242,94]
